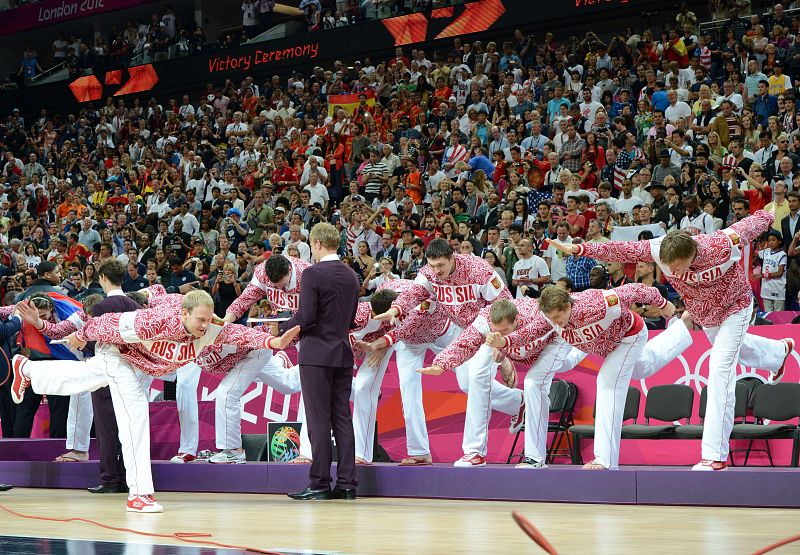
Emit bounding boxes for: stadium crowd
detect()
[1,0,799,339]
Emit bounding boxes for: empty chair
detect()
[730,383,800,466]
[506,379,578,464]
[622,384,693,439]
[568,387,640,465]
[675,383,749,440]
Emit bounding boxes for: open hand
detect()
[418,365,444,376]
[269,325,300,350]
[16,300,43,329]
[366,347,387,368]
[66,332,86,350]
[660,301,676,319]
[499,358,518,388]
[373,308,399,325]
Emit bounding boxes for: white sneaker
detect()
[515,457,547,469]
[208,448,246,464]
[453,452,486,467]
[126,494,163,513]
[509,401,525,434]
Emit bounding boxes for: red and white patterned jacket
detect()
[390,254,510,329]
[74,295,279,377]
[539,284,667,357]
[226,256,310,320]
[38,285,167,339]
[434,297,556,372]
[379,280,450,346]
[575,211,773,328]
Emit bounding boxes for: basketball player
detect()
[374,239,513,467]
[357,286,525,465]
[11,290,299,513]
[547,210,794,470]
[217,255,312,464]
[420,297,586,468]
[29,286,203,465]
[515,285,684,470]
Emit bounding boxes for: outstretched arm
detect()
[570,238,655,263]
[728,210,775,245]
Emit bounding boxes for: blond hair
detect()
[538,285,573,314]
[658,230,698,265]
[489,299,518,324]
[182,289,214,312]
[309,222,340,250]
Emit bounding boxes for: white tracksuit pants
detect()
[352,345,397,461]
[524,322,693,468]
[140,363,202,456]
[523,339,588,465]
[214,349,302,451]
[700,306,787,461]
[452,343,525,457]
[27,354,110,396]
[65,391,93,452]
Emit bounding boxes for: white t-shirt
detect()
[679,211,715,235]
[303,183,330,207]
[615,194,643,216]
[759,248,787,300]
[512,255,550,298]
[545,237,573,284]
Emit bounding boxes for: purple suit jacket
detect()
[279,259,360,368]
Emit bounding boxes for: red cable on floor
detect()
[0,502,288,555]
[511,511,559,554]
[751,534,800,555]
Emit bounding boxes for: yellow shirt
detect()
[768,74,790,96]
[765,198,790,231]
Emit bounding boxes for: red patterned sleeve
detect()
[391,273,434,318]
[226,262,268,320]
[40,311,86,339]
[575,239,654,263]
[75,309,173,344]
[432,324,484,373]
[0,306,14,319]
[614,282,668,310]
[729,210,775,244]
[215,322,272,350]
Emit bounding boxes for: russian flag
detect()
[19,292,84,361]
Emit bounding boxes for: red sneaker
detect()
[453,452,486,467]
[769,338,794,385]
[10,355,30,405]
[126,494,164,513]
[169,453,196,464]
[691,459,728,471]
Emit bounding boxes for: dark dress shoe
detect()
[88,484,123,494]
[287,487,331,500]
[0,484,12,491]
[331,486,356,500]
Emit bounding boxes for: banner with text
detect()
[0,0,159,36]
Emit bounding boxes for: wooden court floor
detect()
[0,488,797,554]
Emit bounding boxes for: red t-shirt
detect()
[743,185,772,214]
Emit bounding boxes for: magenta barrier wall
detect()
[18,323,800,466]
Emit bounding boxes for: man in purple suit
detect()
[280,223,360,500]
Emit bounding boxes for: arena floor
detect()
[0,488,797,554]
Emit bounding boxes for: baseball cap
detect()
[448,96,457,102]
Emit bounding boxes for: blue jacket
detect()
[753,93,779,127]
